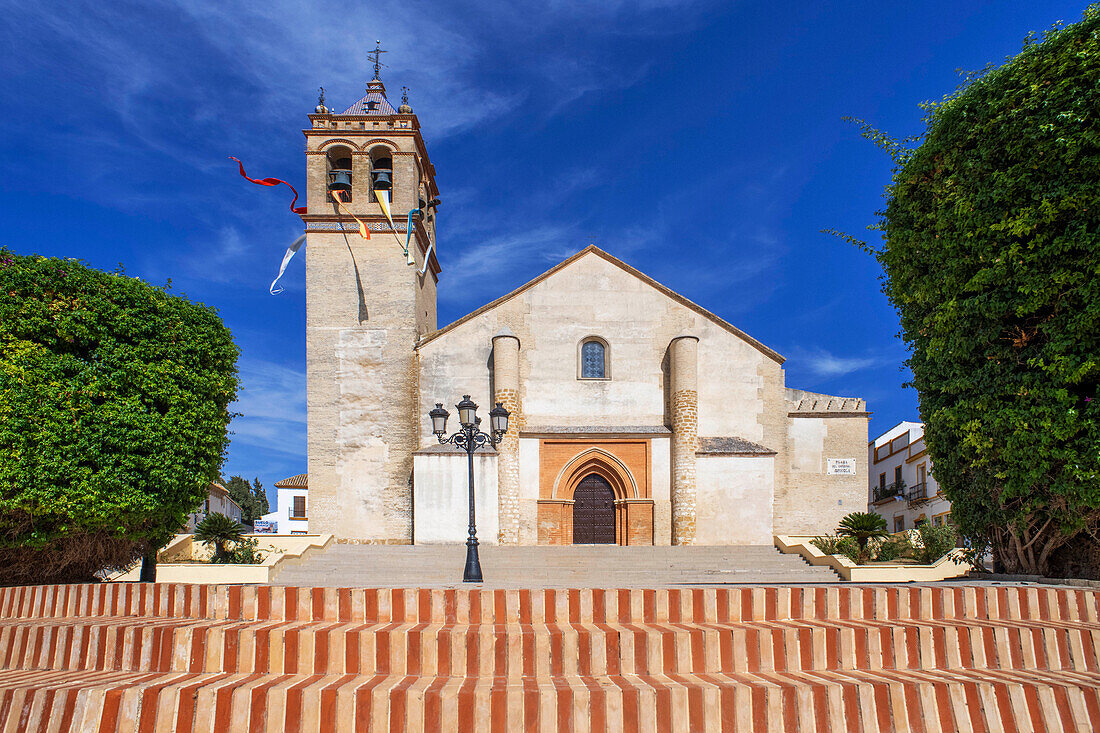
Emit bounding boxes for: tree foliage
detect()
[0,251,239,584]
[224,475,269,524]
[194,513,245,563]
[836,512,890,564]
[868,8,1100,574]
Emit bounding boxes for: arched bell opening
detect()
[326,146,354,203]
[368,146,393,202]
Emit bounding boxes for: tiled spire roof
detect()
[340,81,397,116]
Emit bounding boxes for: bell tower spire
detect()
[367,40,387,82]
[301,48,441,543]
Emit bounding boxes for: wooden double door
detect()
[572,474,616,544]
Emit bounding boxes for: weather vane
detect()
[368,40,388,81]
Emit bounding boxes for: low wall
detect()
[775,535,971,582]
[110,533,334,584]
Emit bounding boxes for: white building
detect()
[183,482,243,532]
[868,422,951,533]
[259,473,309,534]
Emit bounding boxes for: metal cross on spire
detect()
[368,40,388,81]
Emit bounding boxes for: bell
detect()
[371,170,392,190]
[327,169,352,192]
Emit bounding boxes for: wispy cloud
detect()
[227,358,307,458]
[793,347,882,378]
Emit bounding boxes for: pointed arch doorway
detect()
[572,474,616,544]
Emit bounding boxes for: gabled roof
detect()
[418,246,785,364]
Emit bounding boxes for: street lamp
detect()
[429,395,510,582]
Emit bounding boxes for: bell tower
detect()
[302,47,440,542]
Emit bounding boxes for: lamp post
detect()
[429,395,510,582]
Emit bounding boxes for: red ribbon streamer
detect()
[229,157,306,214]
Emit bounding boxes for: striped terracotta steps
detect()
[1,583,1099,731]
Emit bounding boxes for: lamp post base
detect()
[463,538,483,583]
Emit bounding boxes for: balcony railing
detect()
[907,482,929,506]
[872,483,905,504]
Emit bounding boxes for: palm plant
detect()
[836,512,890,564]
[194,513,245,563]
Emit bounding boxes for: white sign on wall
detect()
[827,458,857,475]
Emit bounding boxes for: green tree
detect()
[252,477,269,517]
[844,7,1100,575]
[836,512,890,565]
[915,520,959,565]
[194,513,245,563]
[0,251,239,584]
[223,475,270,524]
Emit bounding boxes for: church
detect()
[296,64,869,547]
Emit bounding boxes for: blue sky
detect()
[0,1,1086,503]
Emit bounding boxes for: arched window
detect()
[579,338,609,379]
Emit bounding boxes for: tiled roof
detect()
[340,91,397,116]
[414,444,497,455]
[274,473,308,488]
[696,437,776,455]
[786,388,867,414]
[521,425,671,435]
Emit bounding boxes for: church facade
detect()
[300,74,869,546]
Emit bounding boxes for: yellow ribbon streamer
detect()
[374,190,414,264]
[329,191,371,239]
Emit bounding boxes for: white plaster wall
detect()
[413,453,499,544]
[695,456,775,544]
[650,435,672,545]
[788,418,825,473]
[518,438,541,544]
[257,487,308,534]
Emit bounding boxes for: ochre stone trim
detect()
[494,386,522,545]
[551,447,639,501]
[671,389,698,545]
[537,443,653,545]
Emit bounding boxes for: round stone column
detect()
[492,330,522,545]
[669,335,699,545]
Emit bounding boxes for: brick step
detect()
[1,667,1098,732]
[4,614,1099,677]
[5,585,1097,625]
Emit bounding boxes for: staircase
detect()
[1,582,1099,731]
[271,545,840,586]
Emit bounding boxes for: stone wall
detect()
[777,415,869,535]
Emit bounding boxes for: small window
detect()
[292,495,306,518]
[893,516,904,533]
[894,466,903,485]
[878,473,886,490]
[579,338,608,379]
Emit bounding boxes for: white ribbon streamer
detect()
[269,234,306,295]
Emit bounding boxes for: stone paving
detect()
[270,545,842,587]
